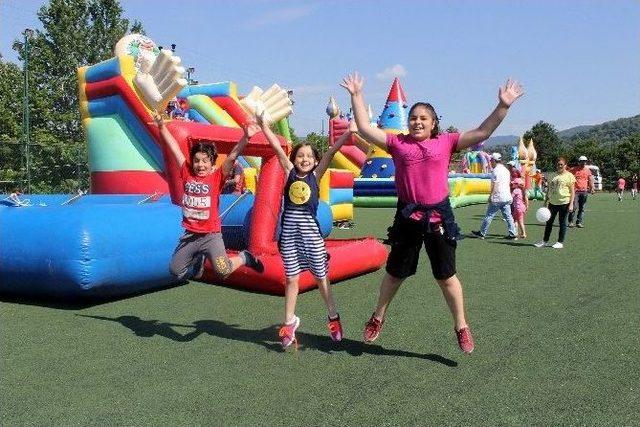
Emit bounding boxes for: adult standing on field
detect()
[568,155,594,228]
[341,72,524,354]
[472,153,518,240]
[535,157,575,249]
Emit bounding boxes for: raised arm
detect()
[315,120,356,179]
[153,113,186,168]
[257,113,293,173]
[457,79,524,151]
[341,73,387,149]
[222,120,259,178]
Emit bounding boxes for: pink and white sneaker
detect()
[279,316,300,348]
[327,315,343,342]
[455,327,475,354]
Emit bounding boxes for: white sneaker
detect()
[551,242,564,249]
[534,241,547,248]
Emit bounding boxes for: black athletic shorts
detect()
[384,210,457,280]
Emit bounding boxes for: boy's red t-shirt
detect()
[179,163,224,233]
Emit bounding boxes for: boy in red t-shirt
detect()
[154,114,264,280]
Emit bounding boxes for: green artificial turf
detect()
[1,193,638,426]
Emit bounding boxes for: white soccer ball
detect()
[535,207,551,223]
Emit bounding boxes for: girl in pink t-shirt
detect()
[510,178,529,238]
[341,72,523,354]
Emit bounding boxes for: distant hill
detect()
[558,125,595,138]
[485,114,640,148]
[562,115,640,145]
[483,134,519,147]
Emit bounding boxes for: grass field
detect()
[1,193,638,426]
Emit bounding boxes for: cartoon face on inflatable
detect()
[289,181,311,205]
[114,34,160,72]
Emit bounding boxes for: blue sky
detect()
[2,0,639,137]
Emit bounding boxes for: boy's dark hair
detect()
[408,102,440,138]
[289,142,321,164]
[190,141,218,164]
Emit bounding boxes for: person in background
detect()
[631,173,638,200]
[507,160,521,183]
[472,152,518,240]
[222,160,246,195]
[617,176,626,201]
[535,156,575,249]
[568,155,594,228]
[510,177,529,238]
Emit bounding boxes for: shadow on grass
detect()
[0,283,184,310]
[486,240,536,247]
[78,314,457,366]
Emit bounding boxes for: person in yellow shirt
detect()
[534,157,576,249]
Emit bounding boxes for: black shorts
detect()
[385,210,457,280]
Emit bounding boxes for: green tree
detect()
[6,0,143,192]
[304,132,329,154]
[0,58,22,140]
[523,121,563,171]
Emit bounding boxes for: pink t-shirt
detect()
[618,178,626,190]
[386,132,459,205]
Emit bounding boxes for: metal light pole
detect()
[22,28,34,193]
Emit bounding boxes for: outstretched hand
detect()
[499,79,524,108]
[152,112,165,128]
[243,117,261,139]
[340,72,364,96]
[348,119,358,133]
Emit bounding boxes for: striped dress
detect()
[279,170,328,279]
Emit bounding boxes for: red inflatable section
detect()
[330,118,367,167]
[91,171,169,194]
[329,170,354,188]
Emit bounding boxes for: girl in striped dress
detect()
[258,114,356,348]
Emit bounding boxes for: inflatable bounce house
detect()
[512,137,544,200]
[0,34,387,299]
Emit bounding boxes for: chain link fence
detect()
[0,140,89,194]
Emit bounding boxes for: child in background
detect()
[153,114,264,281]
[258,114,357,348]
[631,174,638,200]
[617,177,626,201]
[510,178,529,239]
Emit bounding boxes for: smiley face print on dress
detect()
[288,180,311,205]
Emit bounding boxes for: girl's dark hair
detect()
[190,141,218,164]
[289,142,321,164]
[408,102,440,138]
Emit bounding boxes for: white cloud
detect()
[242,5,316,30]
[376,64,407,80]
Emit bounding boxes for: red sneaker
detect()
[279,316,300,348]
[363,314,384,343]
[327,315,343,342]
[455,327,475,354]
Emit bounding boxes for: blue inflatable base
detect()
[0,194,333,299]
